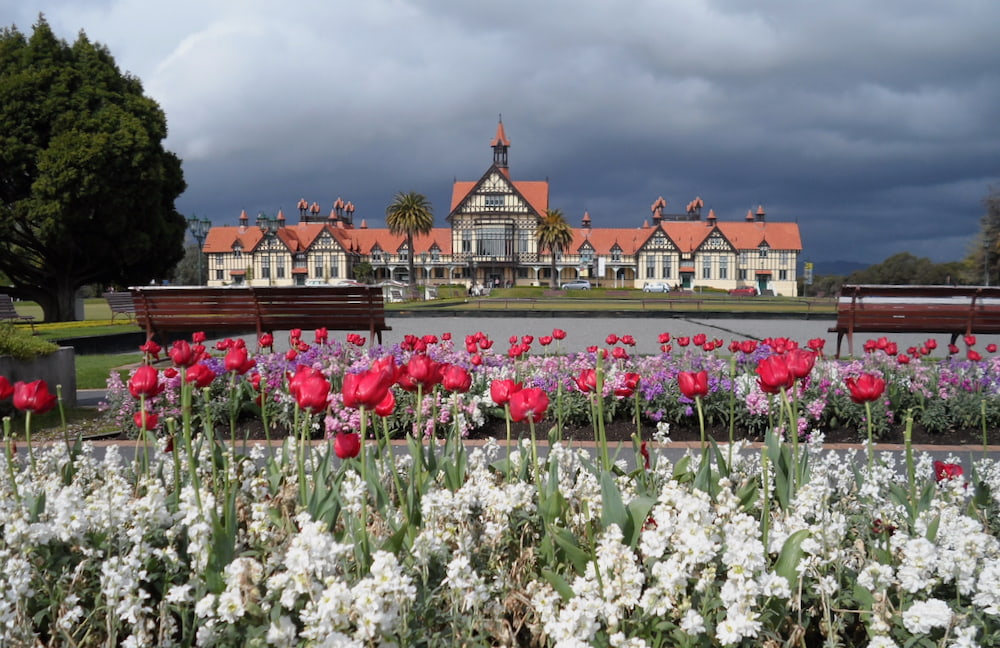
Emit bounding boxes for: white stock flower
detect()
[902,598,953,634]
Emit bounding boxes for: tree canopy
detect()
[0,16,186,321]
[536,209,573,288]
[385,191,434,298]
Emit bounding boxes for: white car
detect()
[561,280,592,290]
[642,282,671,293]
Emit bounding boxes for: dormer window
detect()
[611,246,622,262]
[372,246,383,263]
[758,243,770,258]
[430,247,441,262]
[484,194,503,208]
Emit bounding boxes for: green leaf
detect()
[774,529,810,586]
[600,471,628,533]
[541,567,576,601]
[551,527,592,575]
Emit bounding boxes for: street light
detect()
[187,216,211,286]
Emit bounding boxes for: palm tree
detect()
[386,191,434,299]
[535,209,574,289]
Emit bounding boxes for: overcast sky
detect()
[6,0,1000,268]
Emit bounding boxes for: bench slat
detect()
[830,284,1000,357]
[131,286,390,345]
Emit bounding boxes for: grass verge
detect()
[75,352,143,389]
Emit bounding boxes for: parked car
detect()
[642,282,671,293]
[728,286,758,296]
[560,280,592,290]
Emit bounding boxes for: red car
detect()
[728,287,758,296]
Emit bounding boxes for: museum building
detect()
[202,121,802,295]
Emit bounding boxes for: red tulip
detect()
[740,340,758,354]
[612,346,629,360]
[374,390,396,417]
[169,340,196,367]
[129,365,163,398]
[807,338,825,355]
[224,345,256,375]
[552,328,567,340]
[884,342,898,356]
[615,372,641,397]
[406,354,441,389]
[658,332,671,344]
[314,327,329,344]
[925,339,938,350]
[621,335,636,346]
[676,336,690,347]
[785,348,816,381]
[139,340,162,360]
[509,387,549,423]
[13,380,58,414]
[693,333,706,347]
[677,370,708,399]
[728,340,741,353]
[897,354,910,365]
[442,332,451,341]
[133,410,159,430]
[933,460,963,482]
[964,334,976,347]
[259,333,275,349]
[441,364,472,393]
[574,368,598,393]
[185,364,216,389]
[845,373,885,404]
[163,367,178,379]
[191,331,207,344]
[343,368,395,410]
[334,432,361,459]
[290,367,330,413]
[756,355,794,394]
[968,350,983,362]
[0,376,12,400]
[640,441,650,470]
[539,335,553,346]
[290,329,303,343]
[988,343,998,353]
[606,333,619,345]
[490,379,522,405]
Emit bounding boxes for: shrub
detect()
[0,323,58,360]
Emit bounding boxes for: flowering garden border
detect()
[0,326,998,646]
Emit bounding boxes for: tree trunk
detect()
[38,282,80,322]
[550,252,558,289]
[407,233,418,300]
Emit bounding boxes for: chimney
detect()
[755,204,766,222]
[707,209,716,226]
[239,209,248,233]
[582,211,591,229]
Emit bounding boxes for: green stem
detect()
[904,409,915,508]
[3,417,20,504]
[761,443,769,550]
[866,400,874,474]
[24,410,35,474]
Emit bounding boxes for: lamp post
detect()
[187,216,211,286]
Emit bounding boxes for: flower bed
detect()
[1,327,1000,645]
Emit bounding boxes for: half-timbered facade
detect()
[202,120,803,295]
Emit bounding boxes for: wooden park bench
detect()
[103,291,136,323]
[830,284,1000,357]
[130,285,391,345]
[0,295,36,332]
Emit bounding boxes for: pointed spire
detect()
[756,204,766,222]
[582,211,591,229]
[491,116,509,169]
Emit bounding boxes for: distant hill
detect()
[801,259,869,277]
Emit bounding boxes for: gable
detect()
[696,229,734,252]
[448,165,548,221]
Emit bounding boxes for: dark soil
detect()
[462,419,992,447]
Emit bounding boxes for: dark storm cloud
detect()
[10,0,1000,265]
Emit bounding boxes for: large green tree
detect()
[0,17,186,321]
[385,191,434,299]
[536,208,574,288]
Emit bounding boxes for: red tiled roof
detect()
[449,178,549,217]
